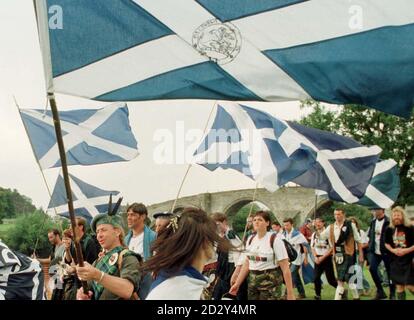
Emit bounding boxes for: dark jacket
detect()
[69,233,99,264]
[367,216,390,255]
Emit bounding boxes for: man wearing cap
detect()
[76,213,141,300]
[153,212,172,235]
[124,203,156,299]
[367,207,395,300]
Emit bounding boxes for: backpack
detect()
[117,249,144,300]
[248,233,298,263]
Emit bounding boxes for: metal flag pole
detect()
[241,183,259,244]
[170,101,218,213]
[48,93,88,293]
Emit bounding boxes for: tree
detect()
[232,203,276,236]
[4,210,63,257]
[300,100,414,206]
[0,187,37,220]
[317,202,372,231]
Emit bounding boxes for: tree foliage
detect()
[300,100,414,206]
[232,203,276,235]
[3,210,66,257]
[317,202,372,231]
[0,187,36,220]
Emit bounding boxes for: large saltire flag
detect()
[0,240,44,300]
[20,102,139,169]
[48,172,120,223]
[193,102,400,206]
[34,0,414,117]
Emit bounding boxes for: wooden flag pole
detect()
[13,96,64,254]
[48,93,88,293]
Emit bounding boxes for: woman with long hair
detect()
[229,211,295,300]
[144,207,233,300]
[384,206,414,300]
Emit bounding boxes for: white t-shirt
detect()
[128,232,144,256]
[244,232,288,271]
[360,229,369,245]
[311,231,331,256]
[374,219,385,255]
[319,222,362,246]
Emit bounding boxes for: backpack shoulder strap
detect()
[329,224,336,255]
[117,249,130,272]
[269,233,277,265]
[269,233,276,249]
[117,249,141,300]
[247,233,256,246]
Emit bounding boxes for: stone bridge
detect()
[147,186,331,226]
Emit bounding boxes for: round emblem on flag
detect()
[192,19,242,65]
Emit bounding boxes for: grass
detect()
[301,268,414,300]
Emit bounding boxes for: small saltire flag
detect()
[193,102,399,205]
[34,0,414,117]
[20,102,138,169]
[48,172,120,223]
[0,240,44,300]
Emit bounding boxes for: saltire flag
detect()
[282,229,308,263]
[314,160,400,208]
[48,172,120,223]
[34,0,414,117]
[193,102,399,205]
[20,102,139,169]
[301,243,315,284]
[356,160,400,209]
[0,240,44,300]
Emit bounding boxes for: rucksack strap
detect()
[269,233,276,264]
[117,249,141,300]
[247,234,256,246]
[248,233,278,265]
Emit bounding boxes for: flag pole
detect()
[13,96,64,237]
[241,183,259,244]
[47,93,89,293]
[32,0,88,292]
[170,101,218,213]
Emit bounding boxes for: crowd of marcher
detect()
[40,204,414,300]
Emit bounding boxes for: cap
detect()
[153,211,173,219]
[91,213,124,233]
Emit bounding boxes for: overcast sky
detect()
[0,0,312,210]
